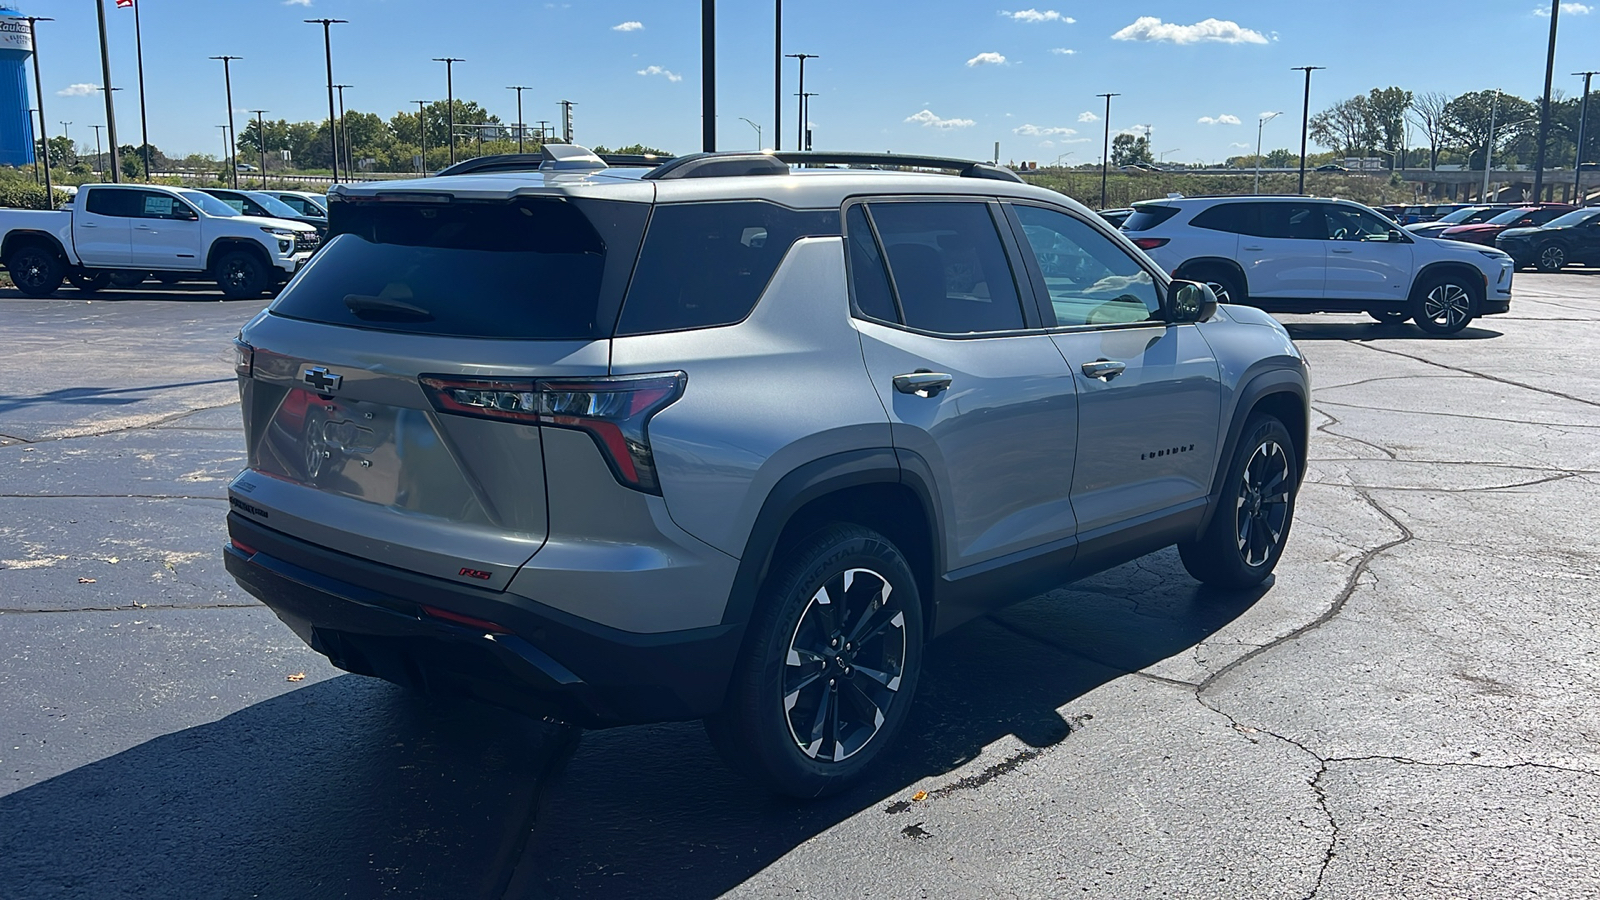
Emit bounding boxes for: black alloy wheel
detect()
[215,250,267,299]
[1179,413,1298,589]
[1536,244,1567,272]
[6,245,64,297]
[1200,269,1245,306]
[1235,439,1293,568]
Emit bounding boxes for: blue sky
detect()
[25,1,1600,163]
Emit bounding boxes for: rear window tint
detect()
[1189,203,1249,234]
[617,201,839,335]
[1121,205,1180,232]
[272,198,611,339]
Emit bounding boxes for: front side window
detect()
[1012,205,1160,327]
[868,201,1025,334]
[134,191,195,220]
[1324,205,1398,241]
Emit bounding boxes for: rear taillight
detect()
[1131,237,1170,250]
[233,338,254,377]
[421,604,511,634]
[419,372,686,494]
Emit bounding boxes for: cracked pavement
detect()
[3,275,1599,899]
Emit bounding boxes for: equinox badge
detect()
[303,366,342,392]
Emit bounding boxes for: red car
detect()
[1438,205,1574,246]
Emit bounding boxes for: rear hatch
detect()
[231,186,650,590]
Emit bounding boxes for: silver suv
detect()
[225,147,1310,797]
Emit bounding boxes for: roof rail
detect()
[642,150,1024,183]
[430,144,670,178]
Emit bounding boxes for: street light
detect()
[1255,111,1283,192]
[785,53,818,151]
[507,86,530,153]
[773,0,782,152]
[209,56,241,187]
[413,100,429,173]
[1574,71,1598,198]
[305,19,347,183]
[333,85,352,176]
[1292,66,1325,194]
[1096,92,1119,209]
[1054,151,1074,168]
[24,17,54,202]
[89,124,102,176]
[93,0,120,183]
[250,109,268,188]
[795,91,817,149]
[1160,148,1180,162]
[1532,0,1561,202]
[433,57,464,165]
[738,116,762,149]
[129,0,151,180]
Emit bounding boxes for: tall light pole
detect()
[209,56,241,187]
[701,0,716,152]
[1532,0,1560,202]
[507,85,529,153]
[305,19,347,183]
[433,57,463,165]
[1575,71,1597,198]
[796,92,818,149]
[1482,89,1501,202]
[250,110,268,188]
[1096,92,1118,209]
[216,124,229,175]
[773,0,782,153]
[786,53,818,151]
[739,116,761,149]
[93,0,120,182]
[24,17,53,202]
[130,0,151,179]
[1255,111,1282,192]
[333,85,352,175]
[414,100,429,173]
[1292,66,1324,194]
[89,124,103,176]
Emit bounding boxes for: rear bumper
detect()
[224,513,742,727]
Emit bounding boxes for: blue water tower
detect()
[0,6,35,168]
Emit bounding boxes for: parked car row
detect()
[1,184,330,298]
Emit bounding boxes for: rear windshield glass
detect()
[1120,205,1180,232]
[271,198,608,339]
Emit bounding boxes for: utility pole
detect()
[1575,71,1597,198]
[216,124,229,175]
[796,91,818,149]
[24,17,53,202]
[89,124,103,176]
[773,0,782,152]
[1292,66,1324,195]
[786,53,818,151]
[333,85,352,176]
[131,0,151,179]
[305,19,347,183]
[433,58,463,164]
[1532,0,1560,202]
[414,100,429,173]
[209,56,241,187]
[1483,90,1501,202]
[1096,92,1118,209]
[93,0,120,182]
[507,86,529,153]
[702,0,716,152]
[1255,111,1282,193]
[251,110,268,188]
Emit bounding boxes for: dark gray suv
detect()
[224,147,1310,797]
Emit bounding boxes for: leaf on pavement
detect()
[912,790,928,802]
[286,672,306,682]
[77,577,96,584]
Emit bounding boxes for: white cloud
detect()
[637,65,682,82]
[1050,47,1077,55]
[1077,111,1099,123]
[1001,9,1075,23]
[1039,140,1054,148]
[1229,142,1252,149]
[1197,114,1242,125]
[612,20,643,31]
[57,83,97,97]
[283,0,311,7]
[1536,2,1591,14]
[966,51,1007,67]
[906,109,976,129]
[1014,123,1077,136]
[1111,16,1269,45]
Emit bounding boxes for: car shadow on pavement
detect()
[1282,321,1503,341]
[0,551,1264,900]
[0,380,236,416]
[1,285,265,303]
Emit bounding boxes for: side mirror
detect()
[1387,228,1408,243]
[1168,280,1218,323]
[176,206,198,221]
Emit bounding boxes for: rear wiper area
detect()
[344,294,434,320]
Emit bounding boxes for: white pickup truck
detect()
[0,183,318,299]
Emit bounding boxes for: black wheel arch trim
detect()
[206,238,273,273]
[1173,256,1249,298]
[1198,368,1310,538]
[2,229,70,264]
[1410,260,1487,301]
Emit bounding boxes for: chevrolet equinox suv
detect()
[225,147,1310,797]
[1123,195,1514,334]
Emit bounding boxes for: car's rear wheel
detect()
[6,245,64,297]
[1179,413,1298,589]
[155,272,185,285]
[214,250,267,299]
[1536,244,1567,272]
[1184,266,1246,306]
[706,523,923,798]
[1410,273,1479,335]
[110,270,149,287]
[67,271,112,293]
[1368,309,1410,325]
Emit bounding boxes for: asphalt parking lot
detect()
[2,274,1598,900]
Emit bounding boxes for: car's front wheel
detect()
[1410,273,1479,335]
[214,250,267,299]
[1179,413,1298,589]
[706,523,923,798]
[1536,243,1567,272]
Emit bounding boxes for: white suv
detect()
[1122,196,1514,334]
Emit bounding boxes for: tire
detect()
[1535,243,1567,272]
[1185,265,1246,306]
[214,250,268,299]
[1410,272,1479,335]
[67,271,112,293]
[110,270,149,287]
[1179,414,1298,590]
[705,523,924,799]
[6,245,64,297]
[155,272,186,285]
[1368,309,1410,325]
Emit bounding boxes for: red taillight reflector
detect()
[1131,237,1170,250]
[230,539,258,556]
[421,604,512,634]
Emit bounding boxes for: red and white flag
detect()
[116,0,134,8]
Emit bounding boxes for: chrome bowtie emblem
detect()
[303,366,342,392]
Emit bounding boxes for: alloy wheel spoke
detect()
[801,685,832,758]
[850,661,902,692]
[843,680,888,731]
[783,670,825,710]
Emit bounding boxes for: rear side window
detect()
[1189,203,1250,234]
[1247,203,1325,240]
[273,197,610,339]
[869,201,1025,334]
[84,189,139,217]
[845,205,898,322]
[1121,205,1180,232]
[617,202,839,336]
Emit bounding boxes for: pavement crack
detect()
[1314,398,1600,429]
[1,401,242,446]
[1305,472,1582,494]
[0,602,260,614]
[1323,754,1600,780]
[1351,341,1600,411]
[1311,404,1397,460]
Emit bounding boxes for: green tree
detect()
[592,143,673,157]
[1310,96,1371,157]
[1443,90,1537,169]
[1110,132,1153,166]
[1362,87,1413,168]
